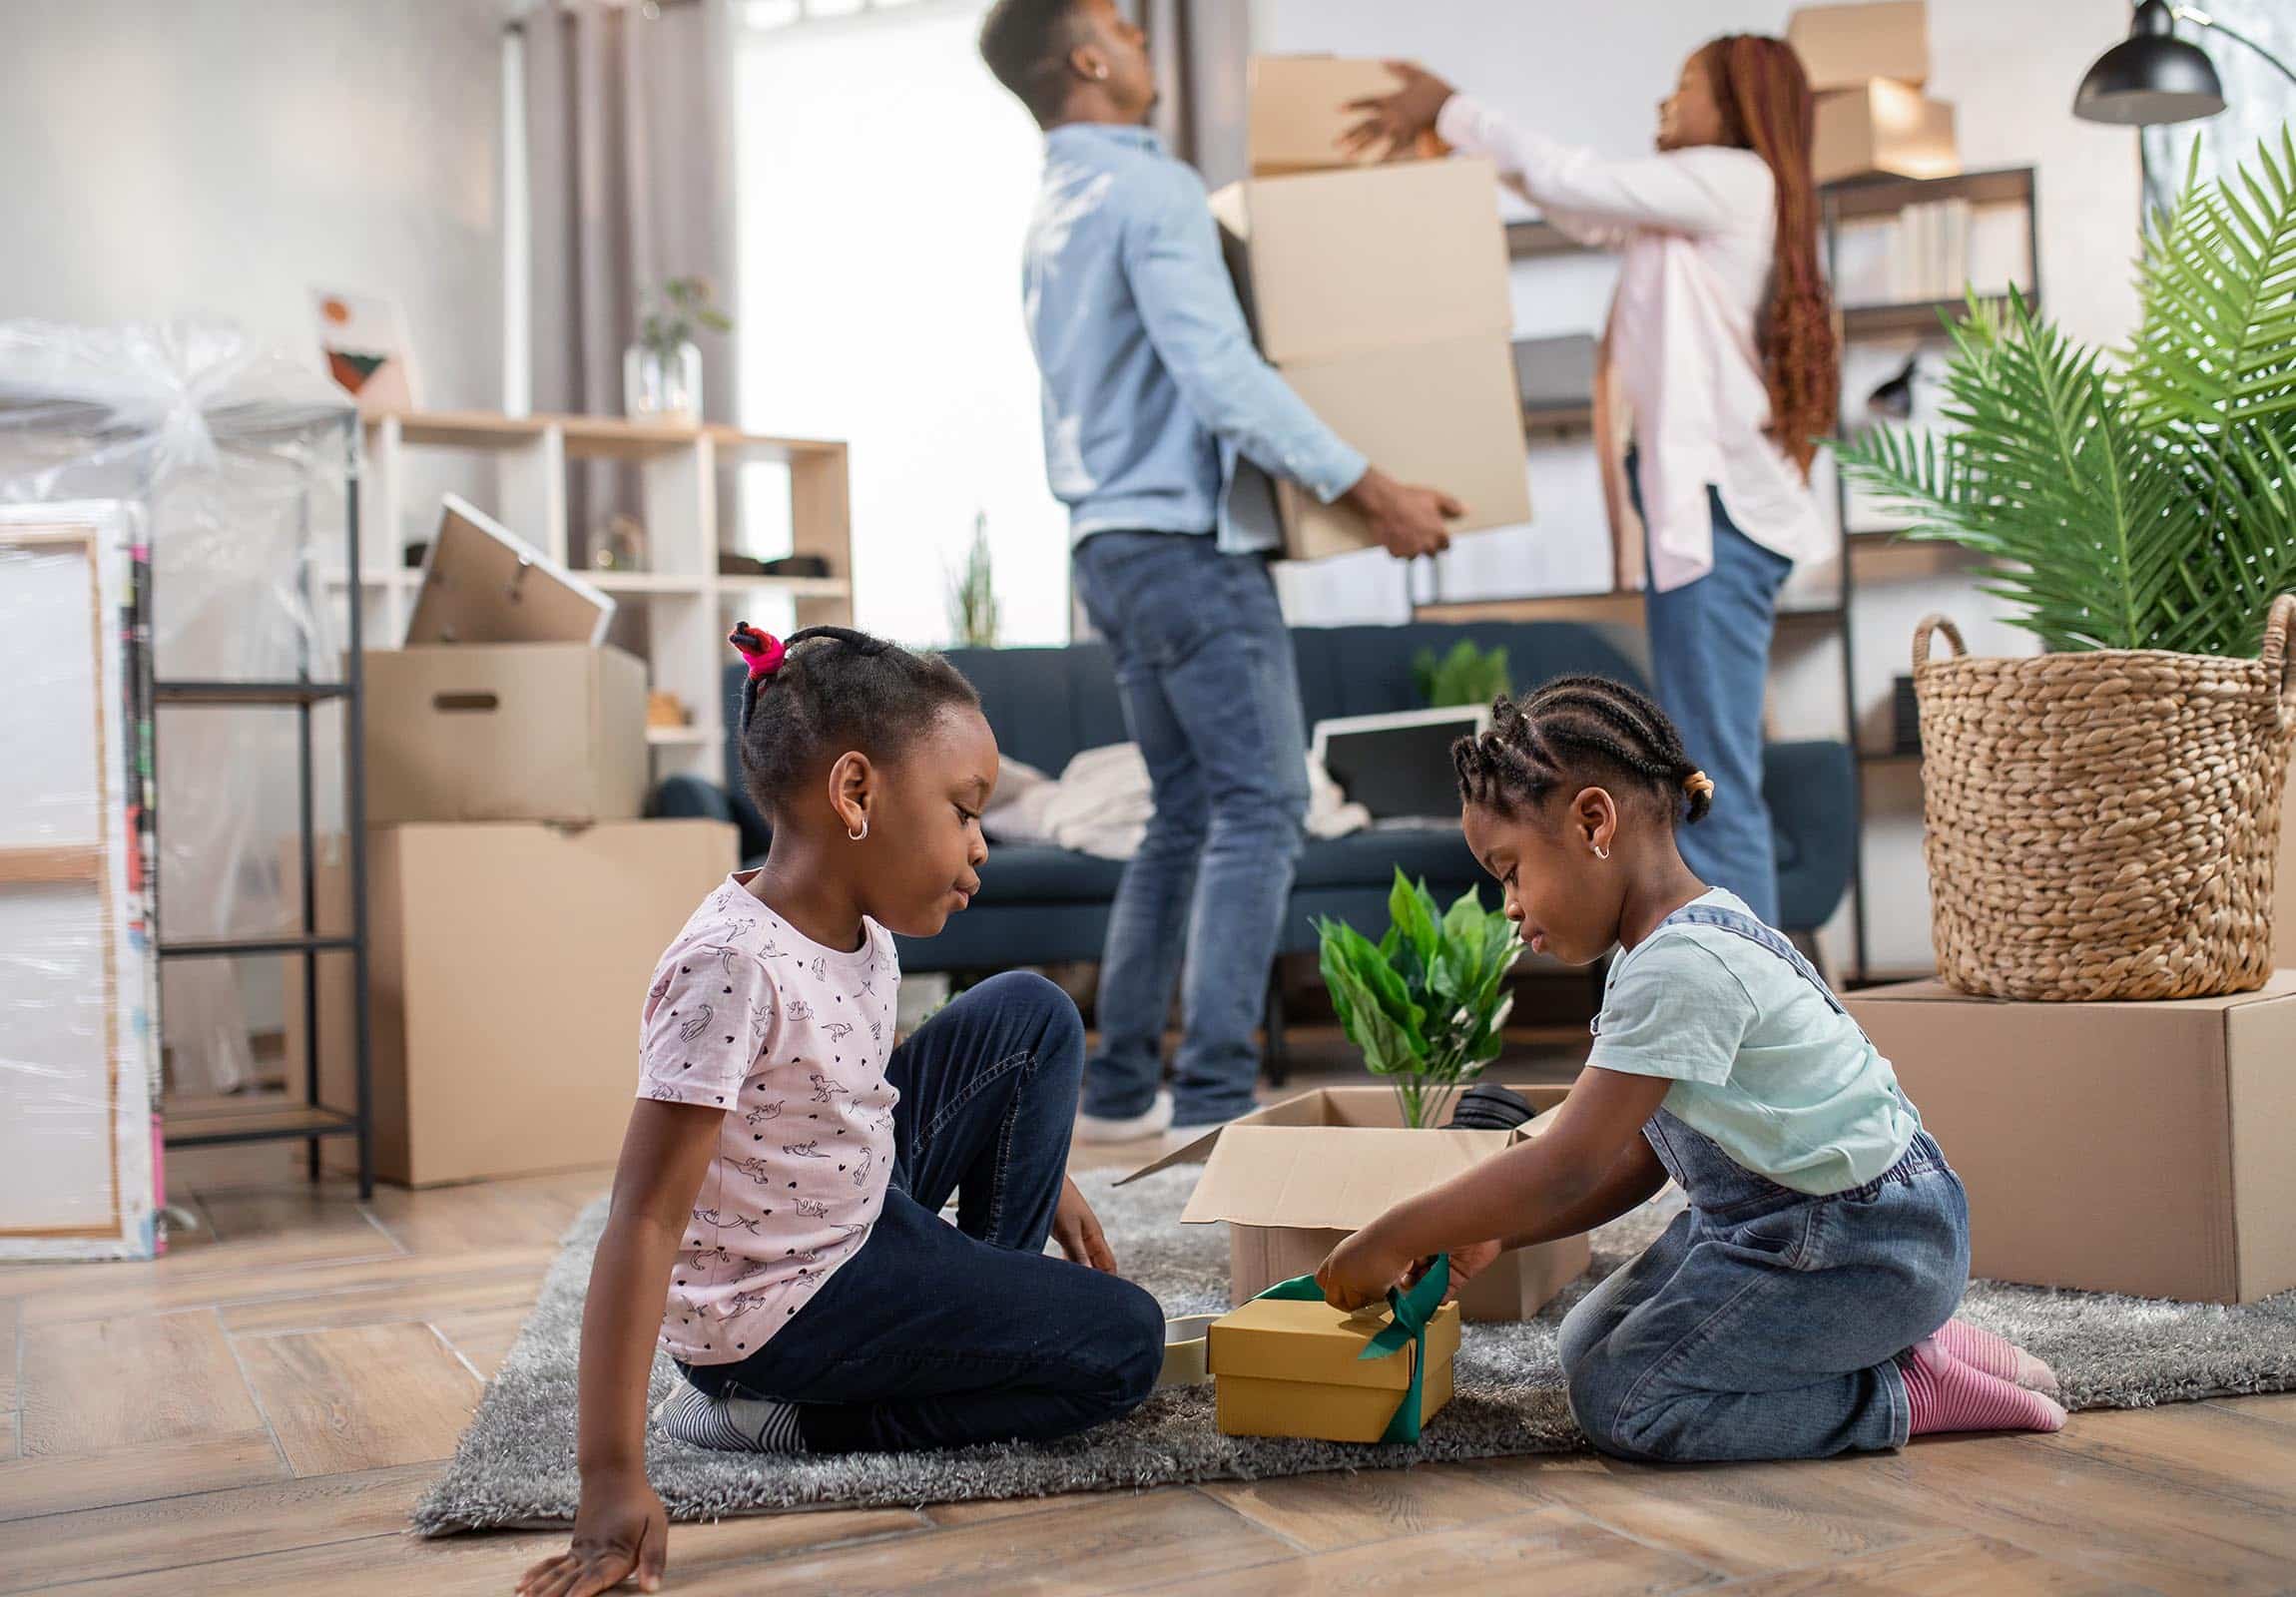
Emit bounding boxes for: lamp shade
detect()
[2074,0,2226,125]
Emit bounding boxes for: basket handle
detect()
[1914,615,1967,675]
[2265,594,2296,724]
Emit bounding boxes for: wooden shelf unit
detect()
[347,410,855,783]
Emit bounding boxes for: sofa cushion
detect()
[1294,826,1486,896]
[975,843,1127,904]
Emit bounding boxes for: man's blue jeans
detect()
[1070,531,1309,1127]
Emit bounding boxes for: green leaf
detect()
[1389,869,1440,986]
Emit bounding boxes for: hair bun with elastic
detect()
[728,623,787,680]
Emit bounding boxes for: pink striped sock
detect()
[1900,1337,2066,1436]
[1933,1318,2060,1396]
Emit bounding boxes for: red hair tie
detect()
[729,623,787,679]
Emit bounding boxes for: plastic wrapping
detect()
[0,499,157,1259]
[0,322,354,1129]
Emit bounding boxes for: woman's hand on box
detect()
[1054,1176,1119,1274]
[1317,1225,1415,1313]
[1341,61,1456,161]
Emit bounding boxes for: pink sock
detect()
[1900,1337,2066,1436]
[1932,1318,2060,1396]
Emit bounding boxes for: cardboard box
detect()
[1813,81,1958,186]
[1848,975,2296,1303]
[1211,1294,1461,1443]
[363,644,648,825]
[1248,55,1434,176]
[1123,1086,1591,1322]
[300,819,739,1186]
[1788,1,1930,92]
[1209,161,1511,365]
[1274,335,1533,561]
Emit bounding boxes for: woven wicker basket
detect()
[1913,596,2296,1001]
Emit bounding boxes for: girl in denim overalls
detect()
[1317,676,2065,1460]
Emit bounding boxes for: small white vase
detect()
[623,339,702,424]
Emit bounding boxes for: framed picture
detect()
[312,287,416,415]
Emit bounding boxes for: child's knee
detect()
[1096,1278,1166,1409]
[973,970,1086,1064]
[1564,1348,1644,1458]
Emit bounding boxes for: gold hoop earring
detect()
[849,820,868,842]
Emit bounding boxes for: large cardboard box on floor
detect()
[1813,80,1958,185]
[1788,0,1930,92]
[300,819,738,1186]
[1848,975,2296,1304]
[1209,160,1511,366]
[1122,1086,1590,1322]
[1211,1292,1461,1443]
[363,643,648,826]
[1247,55,1437,176]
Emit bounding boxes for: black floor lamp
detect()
[2073,1,2296,127]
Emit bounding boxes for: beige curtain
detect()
[520,0,739,559]
[1132,0,1252,187]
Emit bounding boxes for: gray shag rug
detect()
[414,1167,2296,1535]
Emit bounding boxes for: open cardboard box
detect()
[1121,1085,1590,1322]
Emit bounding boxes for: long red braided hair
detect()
[1694,34,1839,477]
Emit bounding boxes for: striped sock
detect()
[652,1382,807,1453]
[1933,1318,2060,1396]
[1900,1337,2066,1436]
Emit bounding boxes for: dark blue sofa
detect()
[655,621,1856,985]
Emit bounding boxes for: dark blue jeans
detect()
[1631,454,1793,925]
[677,972,1164,1453]
[1070,530,1310,1126]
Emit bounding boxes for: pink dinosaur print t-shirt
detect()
[635,871,899,1364]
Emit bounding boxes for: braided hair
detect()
[1695,34,1840,478]
[729,623,979,819]
[1453,675,1715,827]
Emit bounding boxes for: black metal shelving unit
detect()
[1822,166,2042,985]
[153,416,375,1197]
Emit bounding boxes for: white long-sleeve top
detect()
[1437,93,1827,593]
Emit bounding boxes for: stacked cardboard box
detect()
[1790,2,1959,185]
[306,496,737,1185]
[1848,976,2296,1304]
[1215,57,1531,562]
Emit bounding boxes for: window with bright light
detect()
[734,0,1071,647]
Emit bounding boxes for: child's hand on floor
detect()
[519,1467,668,1596]
[1053,1176,1119,1273]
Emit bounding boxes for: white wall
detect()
[0,0,510,412]
[1253,0,2142,973]
[0,0,513,1080]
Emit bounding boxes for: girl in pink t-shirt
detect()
[522,625,1162,1597]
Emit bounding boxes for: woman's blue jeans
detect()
[1635,465,1793,925]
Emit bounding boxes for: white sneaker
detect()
[1075,1088,1175,1144]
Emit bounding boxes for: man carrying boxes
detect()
[979,0,1496,1139]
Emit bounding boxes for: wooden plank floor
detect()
[1,1062,2290,1594]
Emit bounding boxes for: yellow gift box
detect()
[1209,1292,1462,1444]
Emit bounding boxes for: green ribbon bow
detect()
[1251,1255,1450,1444]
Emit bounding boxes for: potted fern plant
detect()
[1833,133,2296,1001]
[1317,869,1522,1128]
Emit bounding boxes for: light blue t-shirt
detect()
[1586,890,1920,1196]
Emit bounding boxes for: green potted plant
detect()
[1317,869,1523,1128]
[947,510,1001,649]
[624,275,732,423]
[1413,638,1511,709]
[1831,132,2296,1001]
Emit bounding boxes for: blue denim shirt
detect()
[1023,123,1367,554]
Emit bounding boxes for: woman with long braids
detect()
[1351,38,1840,927]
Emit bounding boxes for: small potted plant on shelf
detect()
[1317,869,1523,1129]
[1831,132,2296,1002]
[947,511,1001,649]
[1413,638,1511,709]
[624,275,732,424]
